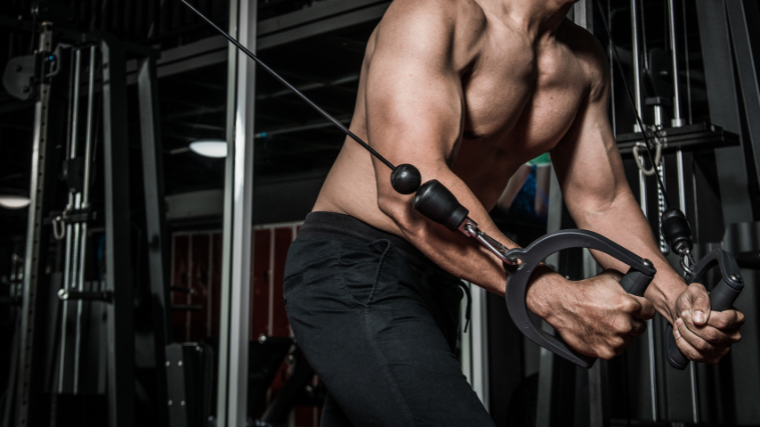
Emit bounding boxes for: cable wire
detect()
[180,0,397,171]
[594,0,672,209]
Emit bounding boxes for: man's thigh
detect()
[284,238,495,427]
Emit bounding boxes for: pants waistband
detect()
[298,212,429,266]
[298,211,471,331]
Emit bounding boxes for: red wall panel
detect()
[172,224,318,426]
[171,235,190,341]
[251,229,272,340]
[272,227,294,338]
[188,234,210,342]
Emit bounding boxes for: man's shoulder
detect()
[560,19,607,67]
[558,19,609,96]
[380,0,486,36]
[372,0,486,66]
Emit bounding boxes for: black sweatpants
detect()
[283,212,495,427]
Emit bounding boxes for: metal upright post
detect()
[217,0,257,424]
[15,23,59,427]
[58,47,83,394]
[73,44,97,395]
[100,35,135,427]
[723,4,760,423]
[726,1,760,196]
[695,0,753,226]
[136,52,171,427]
[630,0,643,131]
[668,0,685,128]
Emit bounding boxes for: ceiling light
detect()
[0,195,31,209]
[189,139,227,158]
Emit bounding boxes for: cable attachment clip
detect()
[633,126,664,176]
[660,208,695,275]
[459,218,519,266]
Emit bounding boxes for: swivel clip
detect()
[458,218,519,266]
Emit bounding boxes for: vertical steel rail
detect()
[682,1,692,125]
[136,53,171,427]
[215,0,239,420]
[73,44,96,394]
[668,0,685,127]
[695,0,753,227]
[218,0,257,424]
[100,35,135,427]
[16,23,55,427]
[630,0,643,129]
[58,47,83,393]
[726,1,760,197]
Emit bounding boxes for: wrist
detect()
[525,264,567,321]
[648,270,687,323]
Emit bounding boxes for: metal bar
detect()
[470,286,489,411]
[695,0,753,226]
[631,0,643,130]
[126,1,390,81]
[58,214,73,392]
[726,0,760,199]
[74,44,97,394]
[690,364,700,423]
[215,0,240,420]
[16,23,56,427]
[257,0,387,35]
[724,3,760,422]
[668,0,685,127]
[536,168,563,427]
[682,0,692,124]
[136,53,171,427]
[258,3,389,51]
[608,0,616,135]
[69,192,82,392]
[100,34,136,427]
[59,46,84,395]
[226,0,257,422]
[71,48,82,156]
[82,45,96,208]
[588,361,610,427]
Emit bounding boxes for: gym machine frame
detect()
[7,16,171,427]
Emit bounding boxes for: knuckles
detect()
[614,297,638,314]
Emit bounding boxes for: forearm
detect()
[572,189,685,323]
[378,166,564,311]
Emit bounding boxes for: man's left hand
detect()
[672,283,744,363]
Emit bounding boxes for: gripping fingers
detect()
[675,316,730,363]
[690,309,743,346]
[709,308,746,331]
[685,282,711,325]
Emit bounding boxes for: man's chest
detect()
[460,45,588,161]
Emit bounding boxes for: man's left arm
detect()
[550,35,743,364]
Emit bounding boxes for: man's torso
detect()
[314,0,600,236]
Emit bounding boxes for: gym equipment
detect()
[8,10,172,427]
[665,248,744,370]
[504,230,655,368]
[181,0,659,369]
[591,1,747,424]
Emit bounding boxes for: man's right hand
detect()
[527,269,656,360]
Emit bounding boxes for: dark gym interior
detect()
[1,0,760,426]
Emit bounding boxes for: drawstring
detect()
[457,281,471,333]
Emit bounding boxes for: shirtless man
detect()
[282,0,745,425]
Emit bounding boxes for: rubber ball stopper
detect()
[391,164,421,195]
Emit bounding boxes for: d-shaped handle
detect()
[665,248,744,370]
[505,229,656,368]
